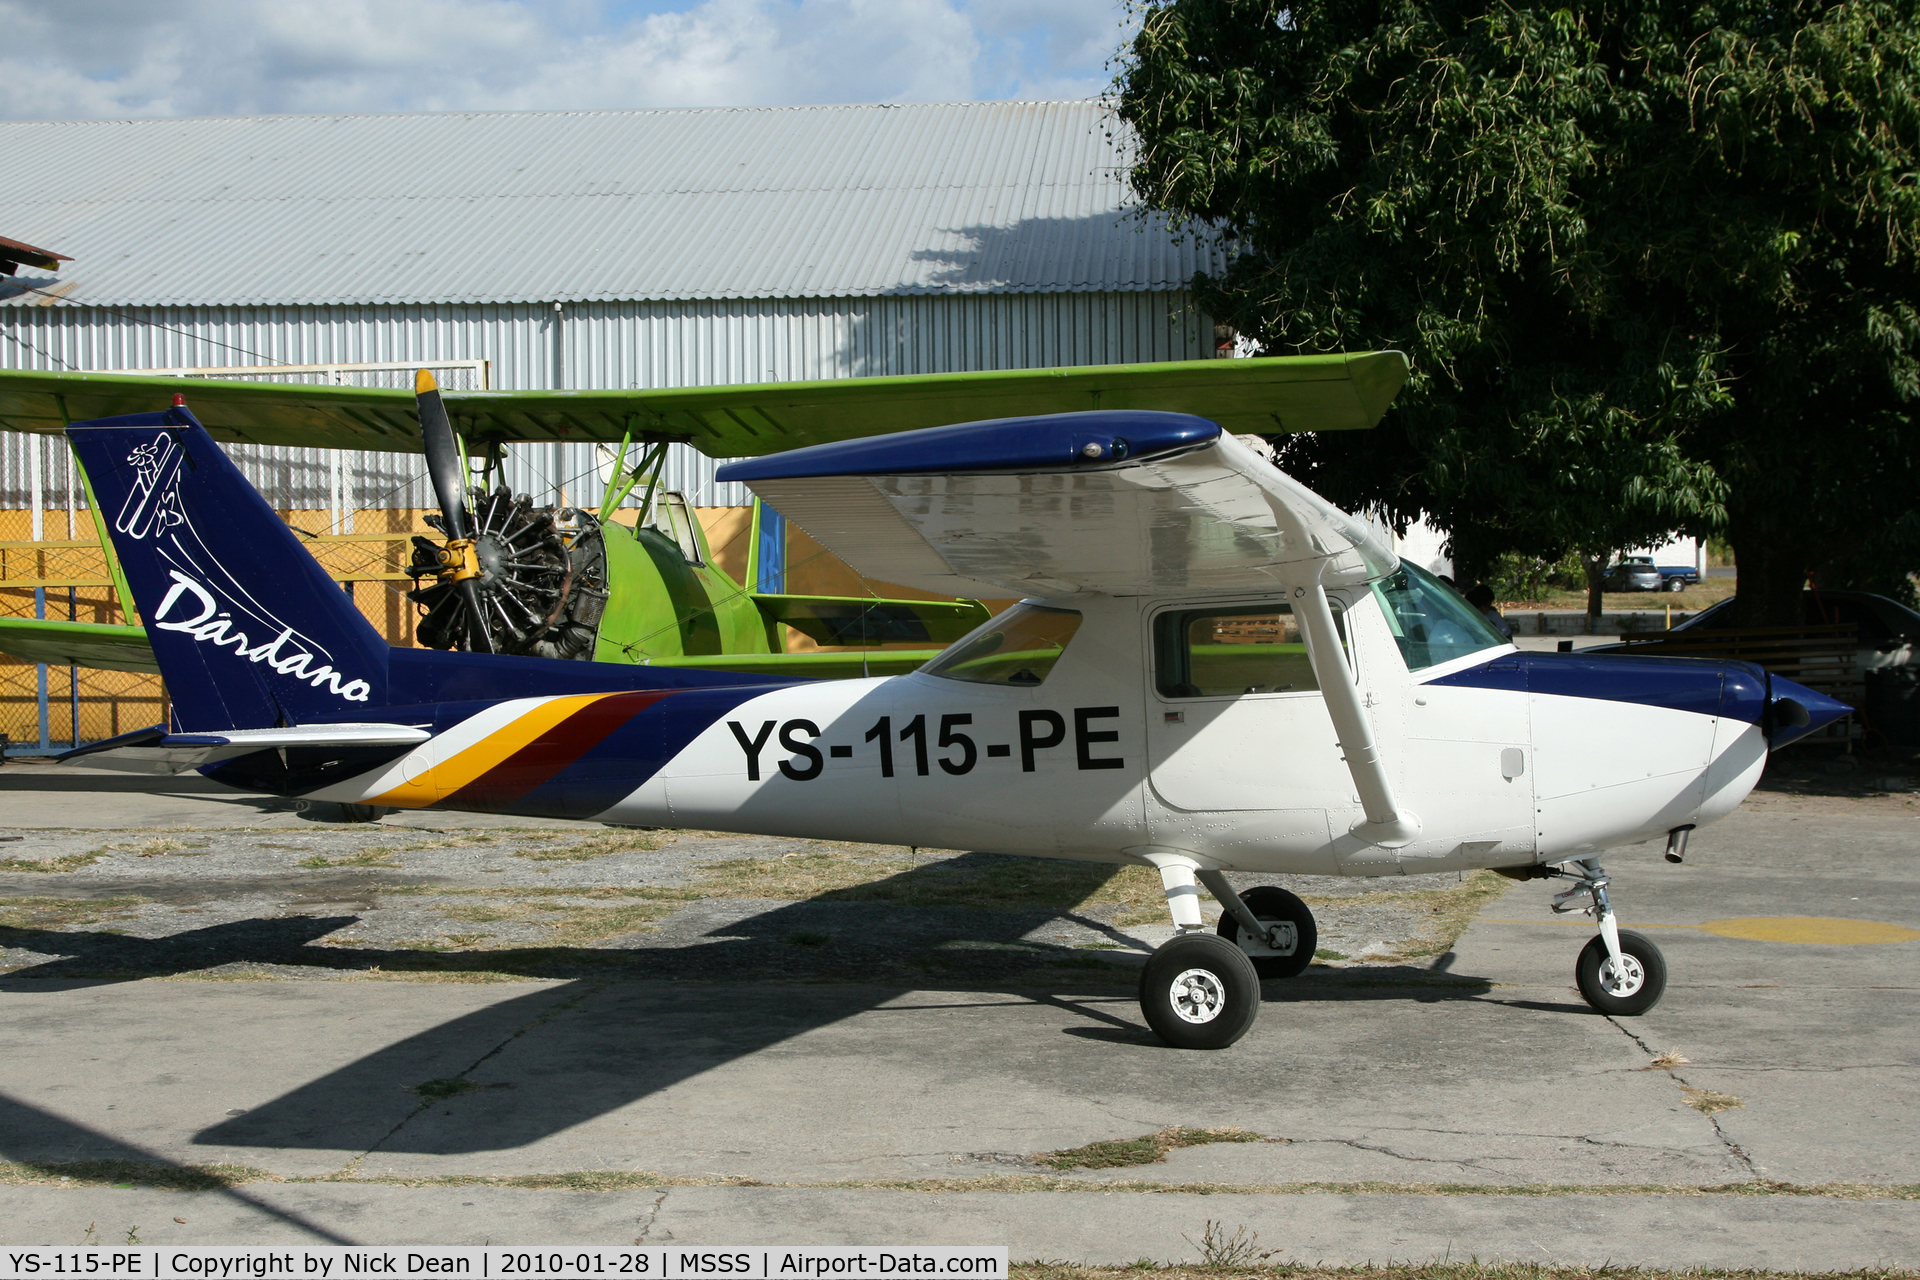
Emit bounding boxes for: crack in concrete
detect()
[352,980,608,1164]
[633,1189,668,1244]
[1604,1014,1758,1178]
[1294,1135,1488,1168]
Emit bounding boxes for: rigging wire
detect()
[5,279,289,368]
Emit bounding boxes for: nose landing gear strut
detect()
[1550,857,1668,1015]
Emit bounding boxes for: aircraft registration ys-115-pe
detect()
[58,357,1850,1048]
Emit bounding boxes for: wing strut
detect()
[1299,577,1421,848]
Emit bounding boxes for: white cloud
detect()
[0,0,1123,119]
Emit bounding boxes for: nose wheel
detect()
[1551,857,1668,1015]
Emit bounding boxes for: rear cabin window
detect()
[1155,603,1331,698]
[923,604,1083,687]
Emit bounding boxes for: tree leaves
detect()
[1116,0,1920,611]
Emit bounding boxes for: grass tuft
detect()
[1682,1086,1744,1114]
[0,896,147,928]
[0,1159,274,1191]
[515,832,657,862]
[0,852,106,873]
[410,1078,484,1101]
[1041,1128,1265,1171]
[299,848,402,869]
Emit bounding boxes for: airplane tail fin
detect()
[68,403,390,732]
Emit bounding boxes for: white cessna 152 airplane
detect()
[59,357,1849,1048]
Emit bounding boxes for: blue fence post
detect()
[756,505,787,594]
[35,584,48,752]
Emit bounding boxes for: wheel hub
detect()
[1168,967,1226,1023]
[1598,953,1646,997]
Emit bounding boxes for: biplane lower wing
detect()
[0,617,159,673]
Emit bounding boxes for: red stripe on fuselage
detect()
[443,689,677,810]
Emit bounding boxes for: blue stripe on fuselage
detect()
[455,684,780,820]
[1425,651,1768,723]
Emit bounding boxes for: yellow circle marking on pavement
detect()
[1697,917,1920,945]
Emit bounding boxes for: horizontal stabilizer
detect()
[61,722,430,775]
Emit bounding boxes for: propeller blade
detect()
[416,370,494,653]
[415,369,472,543]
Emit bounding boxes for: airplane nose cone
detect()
[1765,674,1854,749]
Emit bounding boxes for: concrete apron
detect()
[3,809,1917,1265]
[4,1185,1916,1268]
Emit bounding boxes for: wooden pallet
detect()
[1613,623,1863,707]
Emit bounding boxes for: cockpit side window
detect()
[1370,562,1507,671]
[923,604,1083,687]
[1154,602,1333,698]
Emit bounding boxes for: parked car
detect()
[1673,589,1920,673]
[1604,555,1700,593]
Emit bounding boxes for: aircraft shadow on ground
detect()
[0,1091,355,1243]
[1,854,1498,1158]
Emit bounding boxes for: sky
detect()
[0,0,1136,119]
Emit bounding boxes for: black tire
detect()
[1576,930,1667,1015]
[1665,577,1686,593]
[333,803,388,824]
[1215,885,1318,979]
[1139,933,1261,1049]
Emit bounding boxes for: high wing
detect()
[0,352,1406,457]
[718,404,1403,600]
[0,617,158,673]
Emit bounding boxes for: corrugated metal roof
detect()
[0,101,1215,308]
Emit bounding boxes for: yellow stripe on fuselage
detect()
[370,692,617,806]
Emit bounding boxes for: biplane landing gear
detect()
[1551,857,1668,1015]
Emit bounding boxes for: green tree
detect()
[1116,0,1920,622]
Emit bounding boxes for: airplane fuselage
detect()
[290,590,1770,878]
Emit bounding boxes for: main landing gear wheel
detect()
[1215,885,1317,979]
[1139,933,1261,1050]
[1576,930,1667,1015]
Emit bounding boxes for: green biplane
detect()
[0,353,1405,679]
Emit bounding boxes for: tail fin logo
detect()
[108,429,374,706]
[116,436,188,541]
[152,570,372,702]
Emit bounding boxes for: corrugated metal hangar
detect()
[0,98,1224,752]
[0,99,1217,513]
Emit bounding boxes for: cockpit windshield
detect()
[1370,562,1509,671]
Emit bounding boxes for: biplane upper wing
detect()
[717,382,1406,602]
[0,352,1407,457]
